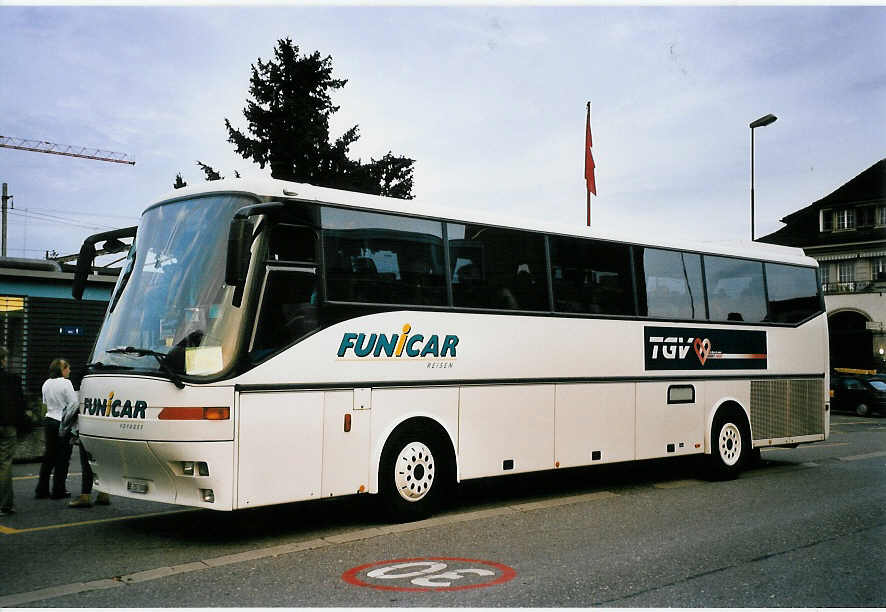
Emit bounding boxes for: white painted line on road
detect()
[0,488,618,607]
[837,450,886,462]
[0,508,199,535]
[13,471,82,481]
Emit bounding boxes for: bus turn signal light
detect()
[204,407,230,420]
[158,407,230,420]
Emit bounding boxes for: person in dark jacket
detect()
[0,346,27,515]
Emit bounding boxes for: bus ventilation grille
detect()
[750,379,824,440]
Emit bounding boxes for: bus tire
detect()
[708,409,750,480]
[378,423,452,523]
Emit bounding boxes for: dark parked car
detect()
[830,374,886,417]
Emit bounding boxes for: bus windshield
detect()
[91,193,258,378]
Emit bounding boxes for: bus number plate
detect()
[127,480,149,494]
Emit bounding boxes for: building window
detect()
[820,209,833,232]
[874,257,886,281]
[838,261,855,284]
[820,264,830,286]
[0,296,27,394]
[835,208,856,231]
[876,206,886,227]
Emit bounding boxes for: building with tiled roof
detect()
[759,159,886,371]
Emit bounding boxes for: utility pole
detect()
[1,183,11,257]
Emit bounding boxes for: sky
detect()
[0,4,884,262]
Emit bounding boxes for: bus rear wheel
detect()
[379,424,451,523]
[708,411,750,480]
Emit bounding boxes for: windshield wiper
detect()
[106,346,185,389]
[85,361,134,372]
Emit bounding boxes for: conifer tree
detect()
[225,37,414,199]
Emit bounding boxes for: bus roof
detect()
[154,177,816,267]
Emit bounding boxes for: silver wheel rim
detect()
[394,441,435,502]
[718,423,742,466]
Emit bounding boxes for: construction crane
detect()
[0,135,135,165]
[0,135,135,257]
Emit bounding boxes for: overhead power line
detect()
[0,135,135,165]
[7,209,116,232]
[27,207,139,221]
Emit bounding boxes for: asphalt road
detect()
[1,412,884,607]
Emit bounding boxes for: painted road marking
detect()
[13,472,82,481]
[0,489,614,606]
[0,508,198,535]
[343,558,516,592]
[837,450,886,462]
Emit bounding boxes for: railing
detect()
[823,280,886,294]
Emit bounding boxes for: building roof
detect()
[759,158,886,248]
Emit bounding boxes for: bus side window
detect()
[765,263,821,323]
[636,248,706,320]
[448,224,548,311]
[703,255,767,323]
[322,208,446,306]
[550,236,634,316]
[251,268,319,360]
[268,225,316,263]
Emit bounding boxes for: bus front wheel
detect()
[708,410,750,480]
[378,424,451,523]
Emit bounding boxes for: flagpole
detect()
[586,101,591,227]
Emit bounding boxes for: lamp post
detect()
[749,113,777,241]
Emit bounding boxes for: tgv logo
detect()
[337,323,459,359]
[649,336,692,361]
[648,336,713,365]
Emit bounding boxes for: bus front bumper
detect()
[80,435,234,511]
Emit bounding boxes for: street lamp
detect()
[749,113,777,241]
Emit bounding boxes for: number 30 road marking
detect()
[343,557,516,592]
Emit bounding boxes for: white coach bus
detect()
[73,178,829,521]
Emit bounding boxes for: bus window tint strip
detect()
[315,204,822,326]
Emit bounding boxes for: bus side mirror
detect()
[225,217,250,288]
[72,226,137,301]
[72,242,97,300]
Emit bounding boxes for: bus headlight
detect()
[182,461,195,476]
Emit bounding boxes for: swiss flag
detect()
[585,105,596,196]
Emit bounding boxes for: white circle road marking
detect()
[343,557,516,592]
